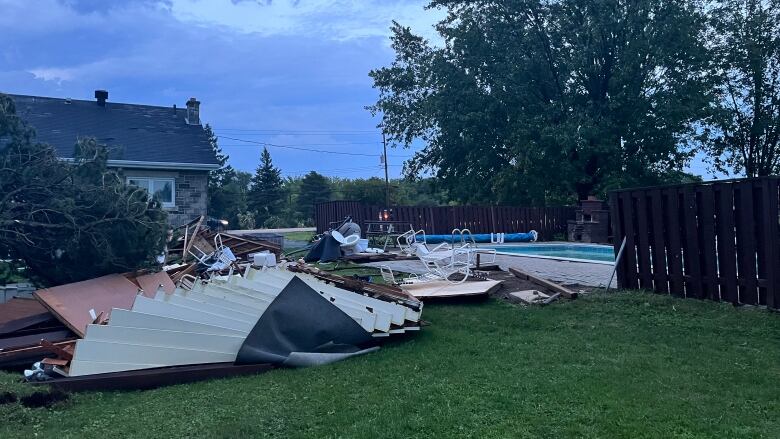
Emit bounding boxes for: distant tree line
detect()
[368,0,780,205]
[205,127,451,228]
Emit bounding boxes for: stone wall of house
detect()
[115,168,209,227]
[170,171,209,226]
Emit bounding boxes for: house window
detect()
[127,177,175,208]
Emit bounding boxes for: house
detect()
[8,90,220,226]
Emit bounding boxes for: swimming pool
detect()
[493,244,615,264]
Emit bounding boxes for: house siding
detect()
[116,168,209,227]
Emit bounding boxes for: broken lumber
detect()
[508,267,578,299]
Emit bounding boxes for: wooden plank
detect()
[608,192,626,287]
[508,267,578,299]
[736,181,759,304]
[698,187,719,301]
[634,191,654,290]
[682,186,703,299]
[619,191,639,289]
[649,190,669,293]
[760,179,780,309]
[715,183,739,304]
[665,188,685,297]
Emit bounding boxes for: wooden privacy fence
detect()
[609,177,780,310]
[315,201,576,240]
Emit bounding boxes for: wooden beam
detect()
[508,267,578,299]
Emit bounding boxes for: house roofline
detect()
[60,157,221,171]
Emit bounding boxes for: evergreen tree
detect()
[205,124,250,228]
[205,124,235,189]
[248,147,283,226]
[296,171,332,224]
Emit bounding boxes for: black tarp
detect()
[235,276,377,367]
[303,234,342,263]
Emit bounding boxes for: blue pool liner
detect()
[417,232,536,244]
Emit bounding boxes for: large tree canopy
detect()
[370,0,712,204]
[0,94,168,286]
[703,0,780,177]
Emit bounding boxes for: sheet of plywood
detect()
[401,280,502,299]
[34,274,143,337]
[134,271,176,296]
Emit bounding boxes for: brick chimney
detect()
[185,97,200,125]
[95,89,108,107]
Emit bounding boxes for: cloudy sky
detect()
[0,0,444,178]
[1,0,716,179]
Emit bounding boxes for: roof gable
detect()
[6,94,220,168]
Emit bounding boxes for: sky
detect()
[0,0,718,180]
[0,0,444,179]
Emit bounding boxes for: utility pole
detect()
[382,129,390,207]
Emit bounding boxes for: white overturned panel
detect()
[109,309,245,337]
[84,325,245,354]
[132,296,254,333]
[71,340,235,367]
[153,291,260,322]
[69,359,166,376]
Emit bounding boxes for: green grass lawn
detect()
[282,231,315,243]
[1,292,778,438]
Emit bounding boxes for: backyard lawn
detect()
[1,292,778,438]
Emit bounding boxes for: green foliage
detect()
[296,171,332,223]
[702,0,780,177]
[248,147,284,226]
[206,125,253,228]
[0,94,168,286]
[370,0,713,203]
[1,293,779,438]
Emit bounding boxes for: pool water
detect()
[494,244,615,263]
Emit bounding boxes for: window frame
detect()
[126,176,176,208]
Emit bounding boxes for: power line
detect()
[213,128,379,133]
[217,135,412,158]
[220,142,382,147]
[215,132,383,137]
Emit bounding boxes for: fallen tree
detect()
[0,94,168,286]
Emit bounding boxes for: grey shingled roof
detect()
[7,93,219,167]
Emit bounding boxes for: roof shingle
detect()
[7,94,219,167]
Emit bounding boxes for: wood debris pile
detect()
[0,265,423,391]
